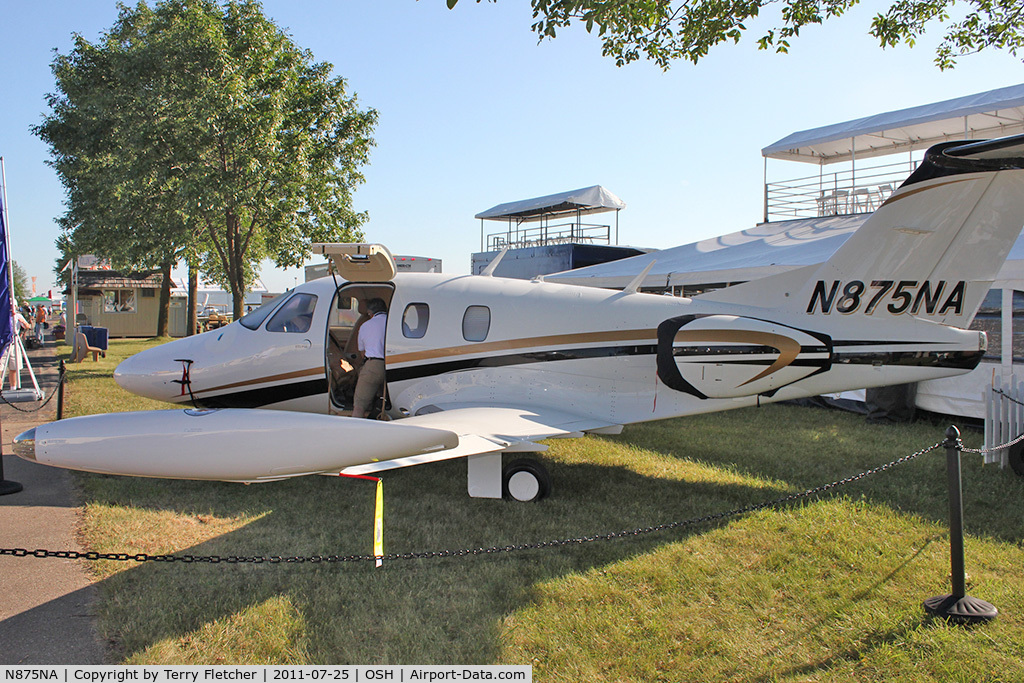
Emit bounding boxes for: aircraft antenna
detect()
[623,260,657,294]
[480,247,509,277]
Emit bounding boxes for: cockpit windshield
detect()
[238,292,288,330]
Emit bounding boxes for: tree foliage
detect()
[446,0,1024,70]
[35,0,377,319]
[11,262,30,304]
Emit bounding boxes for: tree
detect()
[35,0,377,320]
[11,262,29,304]
[446,0,1024,70]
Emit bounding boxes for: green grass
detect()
[67,339,1024,678]
[58,337,173,416]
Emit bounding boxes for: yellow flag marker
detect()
[373,478,384,568]
[339,473,384,567]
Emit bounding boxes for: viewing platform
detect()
[761,83,1024,223]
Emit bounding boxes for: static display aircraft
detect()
[14,134,1024,501]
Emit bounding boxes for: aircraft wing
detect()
[339,404,622,476]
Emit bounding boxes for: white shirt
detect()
[358,312,387,359]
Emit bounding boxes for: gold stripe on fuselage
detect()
[194,365,325,396]
[192,328,659,396]
[385,328,659,365]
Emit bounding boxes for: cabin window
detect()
[402,303,430,338]
[103,289,136,313]
[266,293,318,333]
[462,306,490,342]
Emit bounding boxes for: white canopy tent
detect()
[547,215,867,290]
[476,185,626,251]
[763,82,1024,165]
[548,215,1024,292]
[475,185,625,221]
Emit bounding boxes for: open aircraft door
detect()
[313,244,397,417]
[312,243,397,283]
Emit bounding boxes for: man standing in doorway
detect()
[352,297,387,418]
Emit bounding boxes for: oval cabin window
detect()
[462,306,490,342]
[402,303,430,338]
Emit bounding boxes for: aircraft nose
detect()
[114,346,186,401]
[13,428,36,462]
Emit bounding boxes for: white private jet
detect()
[14,134,1024,500]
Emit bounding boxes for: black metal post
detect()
[0,405,24,496]
[56,359,65,421]
[923,425,997,623]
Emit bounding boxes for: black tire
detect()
[502,458,552,502]
[1009,441,1024,477]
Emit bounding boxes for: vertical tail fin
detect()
[700,134,1024,327]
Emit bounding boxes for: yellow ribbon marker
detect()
[339,473,384,568]
[373,478,384,568]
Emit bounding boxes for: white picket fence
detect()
[984,376,1024,468]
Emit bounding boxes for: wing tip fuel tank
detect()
[14,409,459,482]
[13,428,37,461]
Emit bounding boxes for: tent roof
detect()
[475,185,625,222]
[548,215,1024,290]
[762,83,1024,165]
[548,215,867,289]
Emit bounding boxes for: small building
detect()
[73,268,165,337]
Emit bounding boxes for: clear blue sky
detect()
[0,0,1020,295]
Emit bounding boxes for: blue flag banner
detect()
[0,190,14,357]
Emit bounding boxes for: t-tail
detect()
[700,133,1024,328]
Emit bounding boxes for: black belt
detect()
[365,357,384,361]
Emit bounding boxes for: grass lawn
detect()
[64,339,1024,679]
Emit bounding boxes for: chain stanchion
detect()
[923,425,998,624]
[0,365,66,413]
[0,385,23,495]
[56,359,65,420]
[0,418,23,496]
[1,358,66,496]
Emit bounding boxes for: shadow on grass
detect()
[76,443,819,663]
[71,403,1024,664]
[733,536,939,683]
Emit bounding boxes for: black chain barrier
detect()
[0,363,66,413]
[993,388,1024,408]
[0,439,946,566]
[958,389,1024,455]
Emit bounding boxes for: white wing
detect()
[340,404,622,475]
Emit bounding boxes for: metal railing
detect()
[485,221,611,252]
[765,159,919,222]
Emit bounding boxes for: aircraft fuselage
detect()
[114,271,984,425]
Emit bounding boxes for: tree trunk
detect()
[226,210,246,320]
[155,259,172,337]
[187,263,198,336]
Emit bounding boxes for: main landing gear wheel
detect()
[502,459,552,502]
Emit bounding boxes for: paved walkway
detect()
[0,339,105,664]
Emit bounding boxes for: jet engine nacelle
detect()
[14,409,458,482]
[656,315,832,399]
